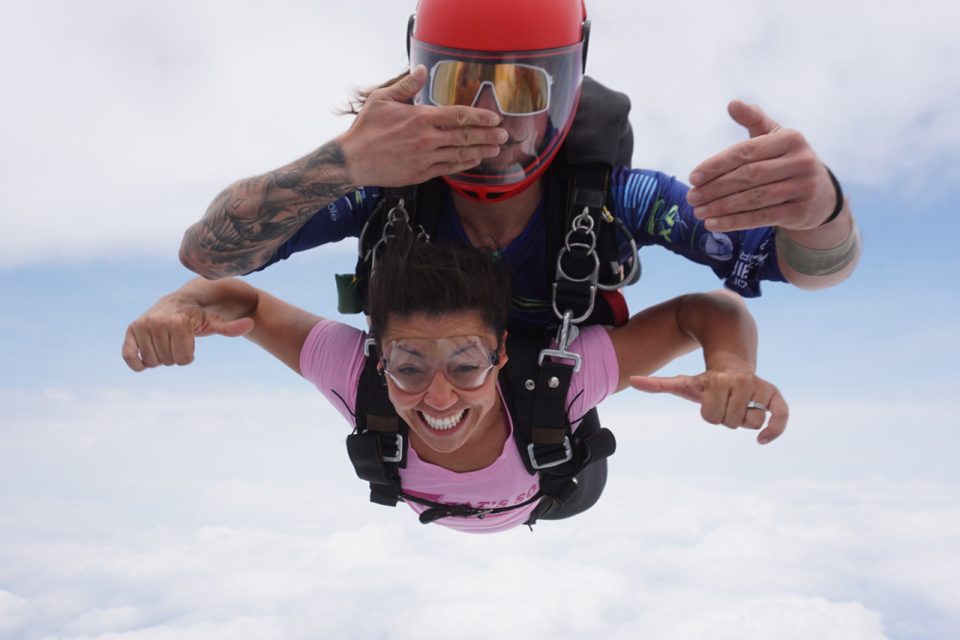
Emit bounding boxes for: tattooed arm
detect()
[180,141,354,279]
[179,67,505,279]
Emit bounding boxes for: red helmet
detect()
[409,0,590,202]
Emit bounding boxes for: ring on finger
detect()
[746,400,769,412]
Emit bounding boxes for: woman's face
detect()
[380,311,507,456]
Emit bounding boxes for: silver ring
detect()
[746,400,769,412]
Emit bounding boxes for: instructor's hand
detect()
[686,100,836,232]
[337,65,508,186]
[122,297,254,372]
[630,370,788,444]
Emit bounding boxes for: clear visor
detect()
[381,335,498,394]
[410,38,583,190]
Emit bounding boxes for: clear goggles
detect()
[428,60,552,116]
[380,335,499,394]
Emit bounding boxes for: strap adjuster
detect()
[380,433,403,463]
[527,437,573,470]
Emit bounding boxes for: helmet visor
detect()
[410,38,583,192]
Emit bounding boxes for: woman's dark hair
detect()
[367,225,511,343]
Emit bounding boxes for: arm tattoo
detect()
[182,141,354,277]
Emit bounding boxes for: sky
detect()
[2,0,959,638]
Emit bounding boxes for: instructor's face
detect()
[472,86,549,173]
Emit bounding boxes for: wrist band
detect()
[775,221,860,277]
[820,166,844,226]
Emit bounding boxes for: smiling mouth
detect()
[418,409,467,431]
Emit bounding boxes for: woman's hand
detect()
[122,294,254,372]
[630,369,788,445]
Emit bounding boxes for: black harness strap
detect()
[346,346,407,507]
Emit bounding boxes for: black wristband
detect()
[820,165,844,226]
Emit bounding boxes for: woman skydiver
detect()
[122,232,787,533]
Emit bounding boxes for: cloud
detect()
[2,386,958,638]
[589,0,960,187]
[2,0,958,268]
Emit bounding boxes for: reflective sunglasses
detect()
[380,335,499,394]
[428,60,553,116]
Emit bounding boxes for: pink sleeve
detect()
[299,319,367,424]
[564,325,619,429]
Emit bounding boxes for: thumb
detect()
[727,99,780,138]
[379,65,427,103]
[213,316,255,337]
[630,374,705,403]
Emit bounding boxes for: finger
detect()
[758,390,789,444]
[130,325,161,368]
[742,405,767,430]
[435,144,502,166]
[378,64,428,103]
[630,375,705,403]
[703,201,805,233]
[700,374,730,426]
[153,328,176,366]
[693,178,796,220]
[169,322,196,366]
[437,125,509,148]
[427,158,483,178]
[121,327,146,372]
[689,133,795,187]
[429,104,502,128]
[727,100,781,139]
[687,156,801,208]
[722,384,753,429]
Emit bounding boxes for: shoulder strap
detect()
[499,326,577,477]
[346,344,408,507]
[544,76,640,328]
[499,325,618,526]
[409,177,447,238]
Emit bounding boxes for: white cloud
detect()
[2,386,958,638]
[1,0,957,267]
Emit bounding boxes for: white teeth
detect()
[420,409,466,431]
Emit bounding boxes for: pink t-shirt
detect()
[300,321,619,533]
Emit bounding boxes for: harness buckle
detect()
[380,433,404,463]
[538,310,582,372]
[527,437,573,470]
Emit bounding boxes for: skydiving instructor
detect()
[178,0,860,318]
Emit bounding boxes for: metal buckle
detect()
[527,437,573,470]
[550,282,596,325]
[538,347,581,372]
[380,433,403,463]
[538,310,582,372]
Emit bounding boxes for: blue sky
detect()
[2,1,959,638]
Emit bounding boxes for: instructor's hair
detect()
[339,70,408,115]
[367,225,511,343]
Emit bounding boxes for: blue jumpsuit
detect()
[257,166,785,326]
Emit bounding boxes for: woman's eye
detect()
[397,365,427,377]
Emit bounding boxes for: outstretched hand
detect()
[630,369,788,444]
[336,65,508,186]
[686,100,836,232]
[122,299,254,372]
